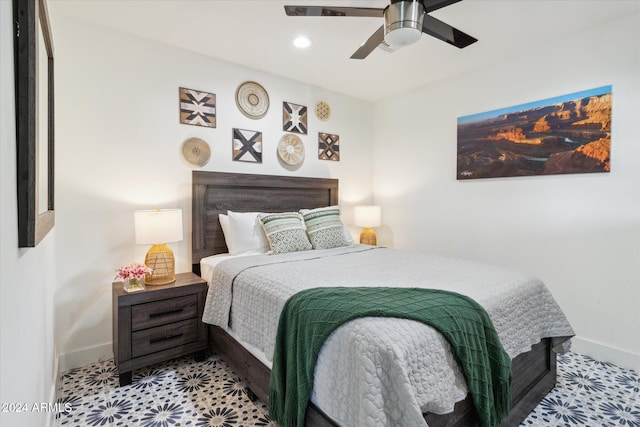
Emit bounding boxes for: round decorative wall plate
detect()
[315,101,330,121]
[278,133,305,165]
[236,81,270,119]
[181,137,211,168]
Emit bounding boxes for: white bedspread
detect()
[202,245,574,426]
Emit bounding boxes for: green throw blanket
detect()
[269,287,512,427]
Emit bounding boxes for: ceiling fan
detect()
[284,0,477,59]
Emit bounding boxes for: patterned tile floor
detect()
[55,351,639,426]
[523,352,639,426]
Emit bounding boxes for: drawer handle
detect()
[149,308,184,318]
[149,333,183,344]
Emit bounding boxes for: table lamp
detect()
[134,209,183,285]
[354,205,381,246]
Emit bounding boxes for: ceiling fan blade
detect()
[421,0,463,14]
[422,14,477,48]
[350,25,385,59]
[284,5,384,18]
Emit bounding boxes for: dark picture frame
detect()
[14,0,55,247]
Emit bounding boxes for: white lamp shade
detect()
[354,206,381,228]
[135,209,183,244]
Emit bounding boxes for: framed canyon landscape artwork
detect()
[457,86,612,180]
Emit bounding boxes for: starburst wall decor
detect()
[318,132,340,161]
[179,87,216,128]
[283,101,307,134]
[232,128,262,163]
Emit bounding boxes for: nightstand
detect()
[112,272,208,386]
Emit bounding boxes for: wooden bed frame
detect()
[192,171,570,427]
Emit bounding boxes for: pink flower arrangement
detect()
[115,262,152,281]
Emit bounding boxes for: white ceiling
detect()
[50,0,639,101]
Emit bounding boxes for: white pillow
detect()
[342,225,354,245]
[226,211,270,255]
[218,214,232,250]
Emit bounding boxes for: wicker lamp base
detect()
[359,228,377,246]
[144,243,176,285]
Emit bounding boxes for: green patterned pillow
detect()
[258,212,312,254]
[301,206,350,249]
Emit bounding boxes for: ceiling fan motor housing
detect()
[385,0,425,47]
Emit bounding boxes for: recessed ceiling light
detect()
[293,36,311,49]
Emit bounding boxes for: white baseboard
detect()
[47,352,59,427]
[571,337,639,372]
[58,342,113,373]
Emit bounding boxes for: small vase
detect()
[124,277,145,292]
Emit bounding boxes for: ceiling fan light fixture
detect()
[384,0,425,47]
[284,0,477,60]
[384,27,421,47]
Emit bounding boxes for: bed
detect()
[192,171,573,426]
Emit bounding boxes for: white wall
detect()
[48,3,639,374]
[50,15,374,367]
[0,2,58,426]
[373,13,640,371]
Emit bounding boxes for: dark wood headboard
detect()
[192,171,339,273]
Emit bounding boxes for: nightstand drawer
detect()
[131,318,198,358]
[131,294,198,331]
